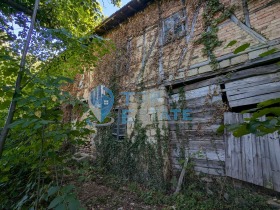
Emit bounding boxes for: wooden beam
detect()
[242,0,251,28]
[176,3,201,71]
[157,1,164,82]
[174,157,189,194]
[163,52,280,89]
[230,14,267,44]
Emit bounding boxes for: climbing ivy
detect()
[94,67,170,189]
[95,114,169,190]
[197,0,233,69]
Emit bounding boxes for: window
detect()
[112,108,127,140]
[163,11,186,44]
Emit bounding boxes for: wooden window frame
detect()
[162,10,186,45]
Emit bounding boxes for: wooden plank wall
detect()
[169,83,225,176]
[224,112,280,192]
[225,72,280,107]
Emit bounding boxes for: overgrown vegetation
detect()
[71,162,274,210]
[0,0,120,209]
[0,74,92,209]
[95,85,169,190]
[95,124,167,189]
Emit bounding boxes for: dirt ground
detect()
[75,180,162,210]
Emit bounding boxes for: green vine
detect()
[94,69,170,189]
[197,0,233,70]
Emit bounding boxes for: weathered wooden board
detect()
[171,85,221,101]
[226,80,280,96]
[171,145,225,160]
[164,53,280,89]
[169,82,225,176]
[227,82,280,101]
[168,120,221,131]
[224,112,280,192]
[225,73,280,107]
[229,92,280,107]
[225,72,280,90]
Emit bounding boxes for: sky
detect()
[101,0,131,17]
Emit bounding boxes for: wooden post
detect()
[242,0,251,28]
[174,157,189,194]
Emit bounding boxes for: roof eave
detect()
[95,0,153,35]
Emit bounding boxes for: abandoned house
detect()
[69,0,280,192]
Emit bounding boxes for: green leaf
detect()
[8,119,24,128]
[259,48,277,57]
[0,176,9,182]
[178,159,185,165]
[225,40,237,48]
[257,98,280,108]
[16,195,28,208]
[40,120,54,125]
[48,196,64,209]
[40,193,49,202]
[248,121,261,133]
[48,186,60,197]
[216,124,225,134]
[66,196,80,210]
[233,43,250,54]
[251,107,280,119]
[233,125,250,137]
[266,118,278,128]
[34,123,43,130]
[54,204,66,210]
[61,185,75,194]
[22,119,36,128]
[227,123,242,131]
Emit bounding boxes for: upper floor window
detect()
[163,11,186,44]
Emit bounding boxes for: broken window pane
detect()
[162,10,185,44]
[163,17,173,43]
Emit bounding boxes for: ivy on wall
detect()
[95,110,169,190]
[67,0,250,189]
[197,0,233,69]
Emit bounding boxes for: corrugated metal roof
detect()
[95,0,153,35]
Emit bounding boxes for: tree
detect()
[0,0,120,156]
[0,0,40,157]
[0,0,120,208]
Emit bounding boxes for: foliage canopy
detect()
[0,0,120,209]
